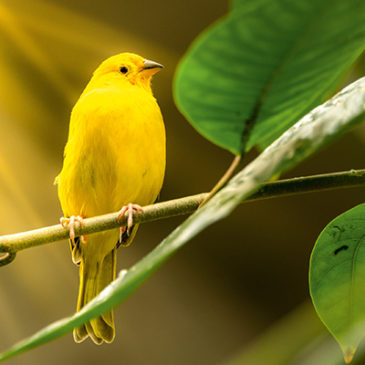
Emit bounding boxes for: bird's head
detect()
[92,52,163,91]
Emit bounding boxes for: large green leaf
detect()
[310,204,365,363]
[174,0,365,154]
[0,77,364,361]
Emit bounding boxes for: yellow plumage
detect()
[56,53,165,344]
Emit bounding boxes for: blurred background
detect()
[0,0,364,364]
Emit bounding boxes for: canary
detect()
[55,53,166,344]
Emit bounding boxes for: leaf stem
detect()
[1,168,365,266]
[199,154,242,207]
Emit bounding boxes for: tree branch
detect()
[1,168,365,266]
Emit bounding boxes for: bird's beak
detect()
[141,59,164,74]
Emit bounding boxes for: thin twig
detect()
[199,154,241,207]
[1,168,365,266]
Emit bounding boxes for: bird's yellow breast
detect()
[57,82,165,218]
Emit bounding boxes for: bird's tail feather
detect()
[73,247,116,344]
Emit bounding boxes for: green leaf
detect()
[174,0,365,154]
[310,203,365,363]
[1,77,365,362]
[230,0,272,12]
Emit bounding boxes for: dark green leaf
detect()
[310,203,365,363]
[174,0,365,154]
[1,77,365,362]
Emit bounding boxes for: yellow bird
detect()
[55,53,166,344]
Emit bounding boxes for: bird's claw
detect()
[117,204,143,243]
[60,215,87,244]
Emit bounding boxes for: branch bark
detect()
[1,168,365,266]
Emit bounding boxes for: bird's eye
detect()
[120,66,128,74]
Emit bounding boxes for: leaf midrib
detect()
[349,235,365,327]
[239,0,332,153]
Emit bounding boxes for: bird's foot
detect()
[117,204,143,245]
[60,215,87,244]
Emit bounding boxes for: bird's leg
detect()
[60,215,87,244]
[117,204,143,244]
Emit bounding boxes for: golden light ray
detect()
[0,2,77,102]
[0,57,54,130]
[0,139,44,230]
[6,0,179,75]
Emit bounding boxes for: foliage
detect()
[310,204,365,363]
[174,0,365,154]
